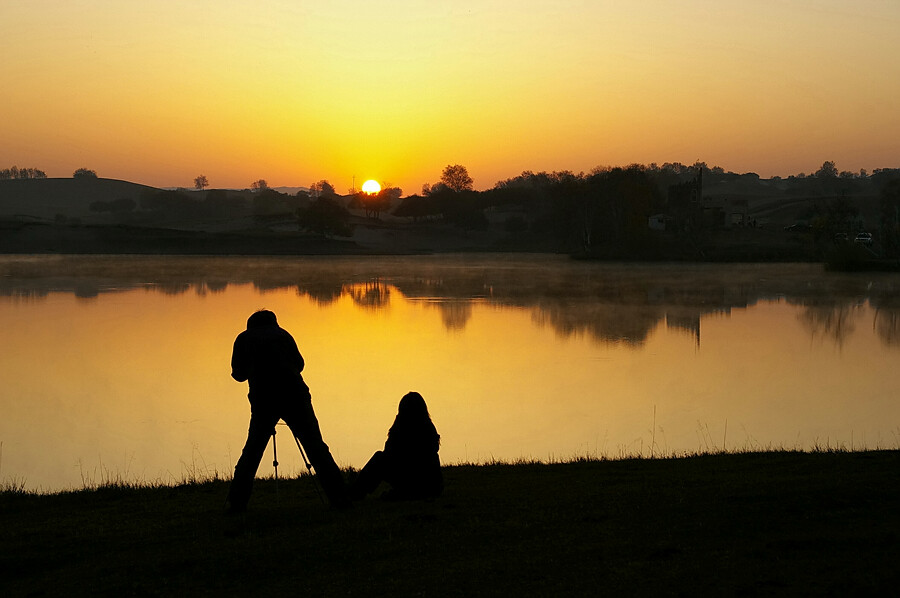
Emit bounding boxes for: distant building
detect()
[648,213,672,231]
[662,168,734,231]
[726,198,749,226]
[665,168,704,231]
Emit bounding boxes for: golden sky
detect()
[2,1,899,193]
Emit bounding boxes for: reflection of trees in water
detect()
[800,301,900,351]
[874,309,900,347]
[298,283,344,306]
[74,283,100,299]
[205,281,228,293]
[871,293,900,348]
[159,283,191,296]
[797,303,861,348]
[346,280,390,310]
[435,300,473,331]
[666,309,704,347]
[4,256,900,349]
[0,288,51,301]
[530,303,728,347]
[194,281,228,296]
[532,302,665,346]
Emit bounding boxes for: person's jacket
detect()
[231,323,309,403]
[383,421,442,497]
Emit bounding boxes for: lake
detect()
[1,254,898,493]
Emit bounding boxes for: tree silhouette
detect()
[359,186,401,219]
[73,168,97,179]
[194,175,209,190]
[880,178,900,258]
[440,164,474,192]
[309,180,336,198]
[816,161,838,179]
[394,195,438,221]
[250,179,268,191]
[1,166,46,179]
[298,196,352,238]
[422,182,447,196]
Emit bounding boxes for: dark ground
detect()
[2,451,898,596]
[0,221,369,255]
[0,218,837,261]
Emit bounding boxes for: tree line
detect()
[177,160,900,257]
[6,160,899,260]
[1,167,99,180]
[1,166,47,179]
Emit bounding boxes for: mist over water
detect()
[1,255,898,492]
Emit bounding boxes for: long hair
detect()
[388,391,440,447]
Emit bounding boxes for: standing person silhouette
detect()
[350,391,443,500]
[225,310,348,513]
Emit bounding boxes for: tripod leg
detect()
[272,429,279,495]
[293,434,325,505]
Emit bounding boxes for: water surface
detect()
[1,255,898,492]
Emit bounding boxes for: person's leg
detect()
[349,451,386,499]
[282,398,349,507]
[226,411,278,512]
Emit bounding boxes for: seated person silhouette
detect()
[225,310,348,513]
[350,391,443,500]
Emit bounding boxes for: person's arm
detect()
[231,334,249,382]
[287,334,305,375]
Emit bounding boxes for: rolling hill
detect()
[0,178,158,223]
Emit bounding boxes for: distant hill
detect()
[160,186,309,195]
[0,178,158,222]
[273,186,308,196]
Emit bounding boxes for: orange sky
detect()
[2,1,899,193]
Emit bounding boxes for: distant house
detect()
[648,214,670,231]
[721,197,749,226]
[665,169,704,231]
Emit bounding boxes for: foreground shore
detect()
[2,451,898,596]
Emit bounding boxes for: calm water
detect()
[1,254,898,492]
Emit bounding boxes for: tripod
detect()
[271,422,325,504]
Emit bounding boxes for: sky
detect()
[2,0,899,193]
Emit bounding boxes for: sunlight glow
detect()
[361,179,381,194]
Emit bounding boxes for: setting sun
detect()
[361,179,381,194]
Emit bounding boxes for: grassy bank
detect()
[2,451,898,596]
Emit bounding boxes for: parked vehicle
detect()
[854,232,873,246]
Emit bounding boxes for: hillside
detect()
[0,178,157,223]
[0,176,893,262]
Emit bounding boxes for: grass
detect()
[2,451,899,596]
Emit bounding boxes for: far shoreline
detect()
[0,219,864,263]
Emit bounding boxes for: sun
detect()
[361,179,381,194]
